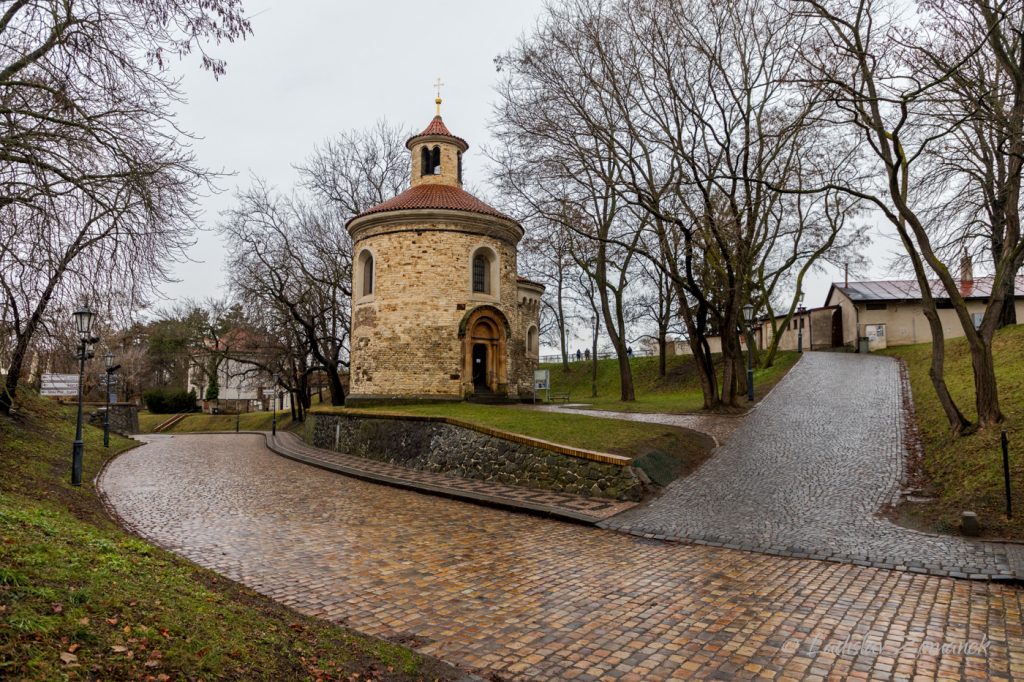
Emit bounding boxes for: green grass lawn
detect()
[327,402,715,462]
[136,411,167,433]
[882,325,1024,539]
[136,410,294,434]
[0,391,458,680]
[540,351,801,413]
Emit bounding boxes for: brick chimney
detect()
[960,249,974,284]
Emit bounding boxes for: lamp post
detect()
[235,383,241,433]
[742,303,754,402]
[102,351,120,448]
[71,306,98,485]
[271,372,279,436]
[590,314,598,398]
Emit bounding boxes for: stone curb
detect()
[597,522,1023,584]
[261,431,614,525]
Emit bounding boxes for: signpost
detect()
[41,373,80,397]
[533,369,550,403]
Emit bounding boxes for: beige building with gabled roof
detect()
[826,274,1024,348]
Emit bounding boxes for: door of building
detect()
[472,343,488,388]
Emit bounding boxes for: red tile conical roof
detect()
[348,184,517,225]
[406,114,468,149]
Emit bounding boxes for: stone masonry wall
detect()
[306,412,646,501]
[350,221,525,399]
[87,403,140,435]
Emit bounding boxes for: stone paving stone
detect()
[100,434,1024,681]
[600,353,1024,581]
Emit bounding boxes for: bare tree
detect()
[495,0,859,408]
[0,0,251,414]
[220,180,350,407]
[799,0,1022,431]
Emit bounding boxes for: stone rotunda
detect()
[345,98,543,404]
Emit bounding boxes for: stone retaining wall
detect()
[87,403,139,436]
[305,412,647,501]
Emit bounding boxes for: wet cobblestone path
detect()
[602,353,1022,581]
[101,434,1024,680]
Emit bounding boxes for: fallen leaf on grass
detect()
[68,643,81,653]
[51,603,63,614]
[106,617,119,626]
[144,659,160,668]
[78,617,90,625]
[59,652,78,665]
[111,645,129,653]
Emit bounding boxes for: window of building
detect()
[866,302,887,311]
[472,255,487,293]
[430,145,441,175]
[420,146,431,176]
[470,247,497,296]
[358,250,374,298]
[527,326,539,355]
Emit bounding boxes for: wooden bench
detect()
[549,392,571,403]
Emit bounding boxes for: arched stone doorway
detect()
[459,307,509,395]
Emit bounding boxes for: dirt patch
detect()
[632,430,717,488]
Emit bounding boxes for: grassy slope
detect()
[328,402,715,464]
[136,410,294,434]
[540,351,801,413]
[0,393,458,680]
[882,325,1024,539]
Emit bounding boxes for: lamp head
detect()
[105,351,114,369]
[73,306,96,339]
[742,303,754,323]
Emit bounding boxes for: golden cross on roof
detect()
[434,76,444,115]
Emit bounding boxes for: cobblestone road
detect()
[602,353,1022,580]
[101,434,1024,680]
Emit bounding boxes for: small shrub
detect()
[143,388,197,414]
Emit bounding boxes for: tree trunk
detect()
[969,339,1003,427]
[919,297,973,434]
[557,280,569,371]
[658,332,667,377]
[326,366,346,406]
[1,340,28,414]
[996,294,1017,328]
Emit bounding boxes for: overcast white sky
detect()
[162,0,900,348]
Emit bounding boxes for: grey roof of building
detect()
[830,275,1024,303]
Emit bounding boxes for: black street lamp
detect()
[742,303,755,402]
[71,306,98,485]
[235,383,241,433]
[102,351,120,448]
[271,372,279,436]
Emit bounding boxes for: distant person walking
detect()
[584,348,591,361]
[627,346,633,359]
[576,349,582,362]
